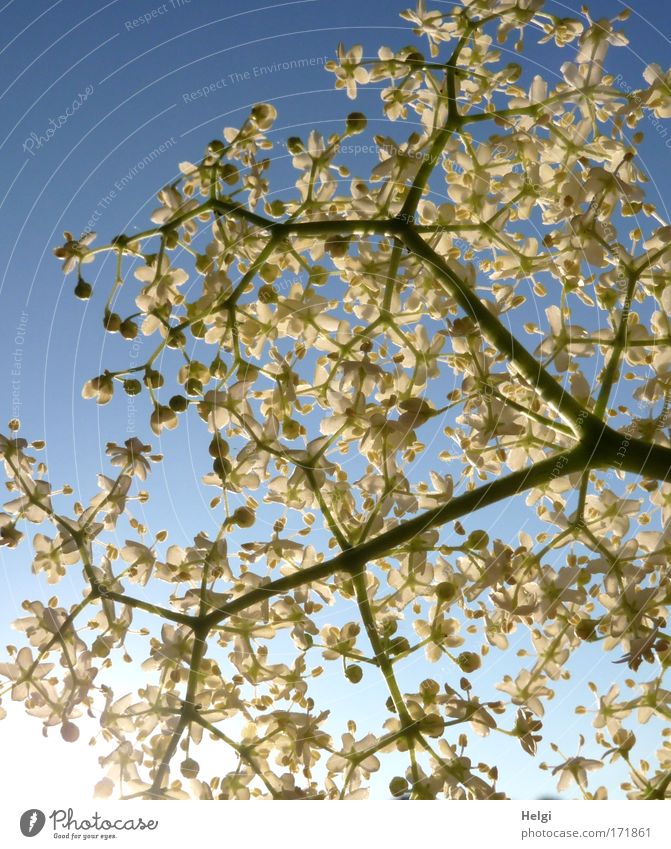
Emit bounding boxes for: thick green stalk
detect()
[400,225,599,435]
[202,447,587,629]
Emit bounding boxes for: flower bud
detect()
[325,234,350,258]
[185,378,203,397]
[575,618,599,641]
[120,319,138,339]
[150,404,178,435]
[213,456,231,478]
[435,581,458,602]
[258,284,278,303]
[388,636,410,656]
[210,356,227,378]
[237,362,259,382]
[82,374,114,404]
[419,713,445,738]
[250,102,277,130]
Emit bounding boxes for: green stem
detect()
[592,270,638,420]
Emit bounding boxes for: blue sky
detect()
[1,0,671,801]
